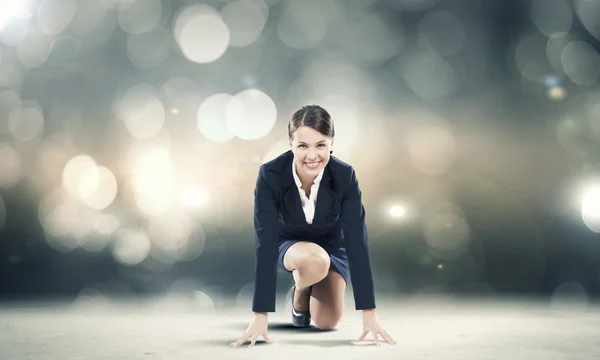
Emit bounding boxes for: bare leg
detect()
[283,241,330,311]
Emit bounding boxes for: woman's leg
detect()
[310,270,346,330]
[283,241,331,311]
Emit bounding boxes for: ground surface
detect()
[1,295,598,360]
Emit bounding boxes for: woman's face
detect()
[290,125,334,178]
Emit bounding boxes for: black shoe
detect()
[291,285,311,327]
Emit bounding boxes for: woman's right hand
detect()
[231,312,273,348]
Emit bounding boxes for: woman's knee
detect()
[313,313,342,330]
[296,253,330,279]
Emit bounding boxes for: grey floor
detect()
[1,294,599,360]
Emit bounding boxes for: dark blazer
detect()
[252,150,375,313]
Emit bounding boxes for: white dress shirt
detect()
[292,161,325,224]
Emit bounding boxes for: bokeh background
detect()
[1,0,599,312]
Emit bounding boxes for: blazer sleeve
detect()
[340,167,376,310]
[251,167,280,312]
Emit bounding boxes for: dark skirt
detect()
[277,239,349,284]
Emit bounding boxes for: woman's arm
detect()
[251,167,280,313]
[339,167,376,311]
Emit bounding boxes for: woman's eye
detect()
[299,144,306,148]
[318,144,325,147]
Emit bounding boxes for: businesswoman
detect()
[232,105,395,348]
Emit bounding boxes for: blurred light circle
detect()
[341,12,402,65]
[546,33,570,75]
[8,100,45,142]
[226,89,277,140]
[126,25,171,68]
[112,228,151,266]
[423,212,471,260]
[16,28,55,68]
[0,142,23,188]
[69,1,110,37]
[62,155,98,199]
[174,8,230,64]
[531,0,573,37]
[220,0,267,47]
[147,211,191,252]
[402,51,459,100]
[1,18,31,47]
[80,166,118,210]
[574,0,600,42]
[37,0,78,35]
[117,84,165,139]
[197,93,236,142]
[72,287,109,308]
[514,34,553,82]
[235,283,255,312]
[0,196,5,231]
[93,213,119,235]
[0,90,21,132]
[276,2,326,50]
[417,11,466,56]
[561,41,600,86]
[581,186,600,233]
[118,0,163,35]
[550,280,589,310]
[406,121,456,176]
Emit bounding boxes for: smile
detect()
[304,161,321,169]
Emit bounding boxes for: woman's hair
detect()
[288,105,335,142]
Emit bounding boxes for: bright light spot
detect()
[181,187,208,208]
[80,166,118,210]
[62,155,98,199]
[131,146,174,215]
[226,89,277,140]
[174,6,230,64]
[390,205,405,217]
[547,86,567,101]
[581,185,600,233]
[112,228,151,266]
[0,1,34,31]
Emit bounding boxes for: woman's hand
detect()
[357,309,396,345]
[231,312,273,348]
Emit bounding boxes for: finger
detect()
[382,329,396,345]
[263,333,273,343]
[231,332,249,347]
[372,332,380,346]
[357,329,368,341]
[248,334,258,348]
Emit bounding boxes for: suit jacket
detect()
[252,150,376,313]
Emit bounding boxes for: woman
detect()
[232,105,395,347]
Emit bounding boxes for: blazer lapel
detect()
[282,156,309,226]
[310,166,339,228]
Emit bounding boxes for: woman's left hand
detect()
[357,309,396,345]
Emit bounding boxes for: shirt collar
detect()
[292,160,324,188]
